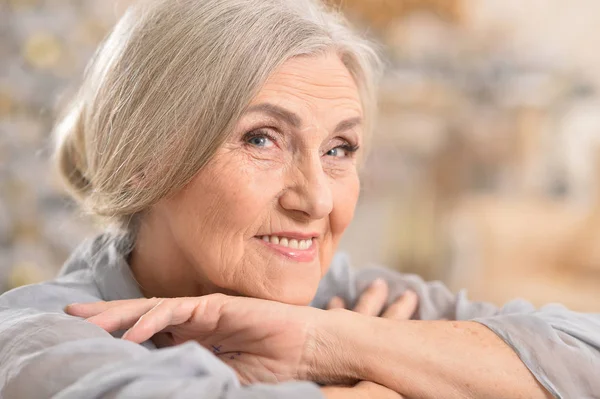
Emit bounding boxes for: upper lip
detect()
[257,231,319,240]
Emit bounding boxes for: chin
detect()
[237,240,326,305]
[271,290,318,306]
[253,273,321,306]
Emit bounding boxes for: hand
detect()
[66,294,326,385]
[322,381,404,399]
[327,279,418,320]
[65,282,418,387]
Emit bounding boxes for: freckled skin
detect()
[130,53,364,305]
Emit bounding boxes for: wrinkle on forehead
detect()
[252,53,363,121]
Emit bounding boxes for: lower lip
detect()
[255,237,318,262]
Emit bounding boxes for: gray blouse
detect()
[0,233,598,398]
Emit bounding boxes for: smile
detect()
[255,234,318,262]
[261,235,313,249]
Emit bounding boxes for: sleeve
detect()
[313,252,600,399]
[0,307,325,399]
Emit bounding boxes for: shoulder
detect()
[0,269,102,314]
[0,232,127,314]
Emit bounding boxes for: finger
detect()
[381,290,418,320]
[353,278,388,316]
[122,297,204,343]
[84,298,162,333]
[65,298,154,318]
[122,299,174,343]
[65,301,116,318]
[327,296,346,310]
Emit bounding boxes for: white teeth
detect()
[260,235,313,249]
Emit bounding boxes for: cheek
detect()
[319,173,359,273]
[181,166,273,239]
[330,173,360,237]
[168,155,283,266]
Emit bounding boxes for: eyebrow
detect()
[333,116,362,134]
[245,102,362,134]
[245,103,301,128]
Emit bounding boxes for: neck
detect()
[128,214,229,299]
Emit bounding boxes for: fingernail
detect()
[64,304,77,312]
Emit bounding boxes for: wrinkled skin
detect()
[129,52,363,305]
[67,53,419,397]
[66,285,418,386]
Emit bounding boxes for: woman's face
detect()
[157,53,363,305]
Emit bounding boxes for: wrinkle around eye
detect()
[240,143,287,168]
[322,154,358,176]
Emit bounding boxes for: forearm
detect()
[317,311,553,399]
[321,381,404,399]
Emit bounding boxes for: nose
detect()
[279,155,333,220]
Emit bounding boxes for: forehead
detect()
[251,53,363,117]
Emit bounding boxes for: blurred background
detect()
[1,0,599,311]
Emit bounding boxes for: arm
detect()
[322,381,403,399]
[0,306,324,399]
[314,254,600,398]
[64,294,548,398]
[70,271,599,398]
[316,313,553,399]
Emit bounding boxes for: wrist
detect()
[315,311,416,388]
[305,308,368,385]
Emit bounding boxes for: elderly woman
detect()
[1,0,598,398]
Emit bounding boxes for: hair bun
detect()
[54,100,92,202]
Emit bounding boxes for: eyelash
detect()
[331,144,360,154]
[242,129,360,157]
[243,129,278,146]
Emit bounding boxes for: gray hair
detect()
[53,0,383,231]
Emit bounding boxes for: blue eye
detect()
[248,136,268,147]
[325,144,359,158]
[326,147,345,157]
[244,131,275,148]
